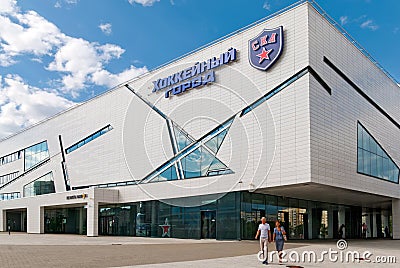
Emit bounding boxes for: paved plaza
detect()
[0,233,399,267]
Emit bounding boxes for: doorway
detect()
[99,215,118,235]
[201,210,216,239]
[6,209,27,232]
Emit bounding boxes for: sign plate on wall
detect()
[248,26,283,71]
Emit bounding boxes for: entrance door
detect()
[201,211,216,239]
[100,216,118,235]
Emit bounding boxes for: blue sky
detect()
[0,0,399,138]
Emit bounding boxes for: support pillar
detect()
[0,210,6,232]
[78,207,84,235]
[151,201,157,237]
[87,199,98,237]
[372,211,377,238]
[27,206,44,234]
[365,211,371,238]
[392,199,400,239]
[327,207,333,239]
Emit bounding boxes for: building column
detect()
[87,199,98,237]
[0,210,6,232]
[392,199,400,239]
[365,211,371,238]
[372,211,377,238]
[327,207,333,239]
[27,206,44,234]
[308,208,313,239]
[78,207,84,235]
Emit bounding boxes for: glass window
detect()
[377,156,383,178]
[362,130,370,151]
[174,126,194,152]
[357,123,399,183]
[65,124,113,154]
[23,172,55,197]
[357,148,363,173]
[24,141,49,171]
[240,68,308,117]
[370,153,378,177]
[363,151,371,174]
[0,192,20,200]
[383,158,389,180]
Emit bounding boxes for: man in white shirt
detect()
[255,217,271,265]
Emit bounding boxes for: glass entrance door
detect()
[201,210,216,239]
[99,215,118,235]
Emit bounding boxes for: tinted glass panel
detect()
[65,125,113,154]
[23,172,55,197]
[24,141,49,170]
[357,123,399,183]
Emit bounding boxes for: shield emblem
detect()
[248,26,284,71]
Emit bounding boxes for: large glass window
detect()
[65,125,113,154]
[23,172,55,197]
[357,122,399,183]
[24,141,49,171]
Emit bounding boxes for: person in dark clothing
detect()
[338,224,345,239]
[385,226,390,238]
[362,223,368,238]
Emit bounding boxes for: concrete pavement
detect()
[0,233,399,267]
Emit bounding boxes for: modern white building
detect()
[0,0,399,240]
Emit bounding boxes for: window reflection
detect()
[23,172,55,197]
[66,125,113,154]
[24,141,50,171]
[357,123,399,183]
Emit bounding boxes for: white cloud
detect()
[46,38,127,96]
[339,16,348,26]
[360,19,378,31]
[99,23,112,35]
[0,0,148,138]
[0,0,17,14]
[0,10,65,64]
[91,65,148,88]
[128,0,160,7]
[0,1,146,96]
[54,0,78,8]
[262,0,271,11]
[0,74,76,138]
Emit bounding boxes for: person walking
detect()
[338,224,345,239]
[362,223,368,239]
[385,226,390,238]
[255,217,271,265]
[7,223,11,235]
[273,220,286,264]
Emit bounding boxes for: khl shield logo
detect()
[248,26,284,71]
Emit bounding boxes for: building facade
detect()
[0,0,399,240]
